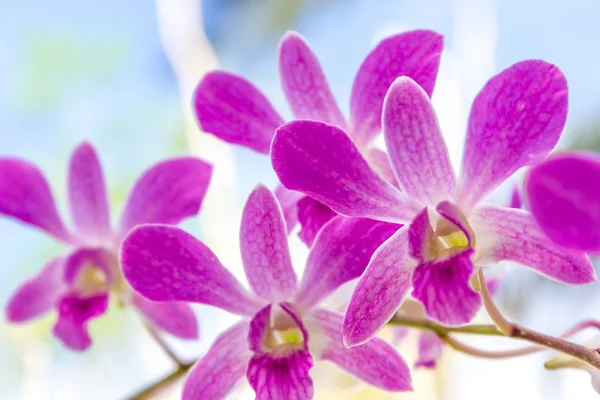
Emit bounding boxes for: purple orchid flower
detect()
[194,29,443,245]
[121,185,411,399]
[271,59,596,346]
[526,151,600,253]
[2,142,212,351]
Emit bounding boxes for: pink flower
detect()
[271,60,596,346]
[194,30,443,245]
[121,185,410,399]
[2,142,212,351]
[526,151,600,253]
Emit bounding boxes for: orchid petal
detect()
[121,224,263,316]
[194,71,285,154]
[473,206,596,284]
[295,216,400,309]
[274,185,303,234]
[0,158,70,242]
[132,293,199,339]
[343,226,415,347]
[118,157,212,236]
[296,196,337,247]
[53,293,108,351]
[412,249,481,326]
[247,304,314,400]
[350,30,443,147]
[241,185,297,302]
[364,148,399,188]
[383,77,455,205]
[6,256,65,323]
[67,142,111,241]
[272,120,418,223]
[182,321,251,400]
[458,60,568,209]
[525,152,600,253]
[311,309,412,391]
[279,32,347,130]
[415,331,444,369]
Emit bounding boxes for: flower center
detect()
[73,264,110,296]
[263,306,306,353]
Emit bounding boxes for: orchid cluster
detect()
[3,28,600,399]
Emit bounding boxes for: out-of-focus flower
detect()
[194,29,443,245]
[121,185,409,399]
[271,60,596,346]
[1,142,212,351]
[526,151,600,253]
[545,336,600,393]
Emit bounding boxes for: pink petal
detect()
[67,142,111,241]
[53,293,108,351]
[296,196,337,247]
[349,30,443,147]
[311,309,412,391]
[241,185,298,302]
[6,256,65,323]
[118,157,212,236]
[247,304,314,400]
[271,120,418,223]
[364,148,399,188]
[132,293,199,339]
[458,60,568,209]
[383,77,455,205]
[278,32,347,130]
[0,158,71,242]
[121,224,263,316]
[473,205,596,284]
[411,249,481,326]
[343,226,415,347]
[415,331,443,369]
[509,184,523,209]
[295,216,400,309]
[525,152,600,252]
[274,185,304,234]
[182,321,251,400]
[194,71,285,154]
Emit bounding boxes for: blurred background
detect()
[1,0,600,399]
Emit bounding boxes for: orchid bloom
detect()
[194,29,443,245]
[271,59,596,346]
[526,151,600,253]
[2,142,212,351]
[121,185,411,399]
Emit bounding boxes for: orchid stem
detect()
[144,324,184,367]
[127,363,193,400]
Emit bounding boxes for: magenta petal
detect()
[383,77,455,205]
[118,157,212,235]
[0,158,70,242]
[311,309,412,391]
[526,153,600,252]
[182,321,251,400]
[272,120,418,223]
[241,185,297,302]
[509,184,523,209]
[132,293,199,339]
[279,32,347,130]
[296,196,337,247]
[67,142,111,240]
[274,185,303,234]
[473,206,596,284]
[6,256,65,323]
[247,304,314,400]
[415,331,443,369]
[343,226,415,347]
[458,60,568,209]
[121,224,263,316]
[364,148,399,188]
[53,293,108,351]
[411,250,481,326]
[349,30,443,147]
[194,71,285,154]
[295,216,400,309]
